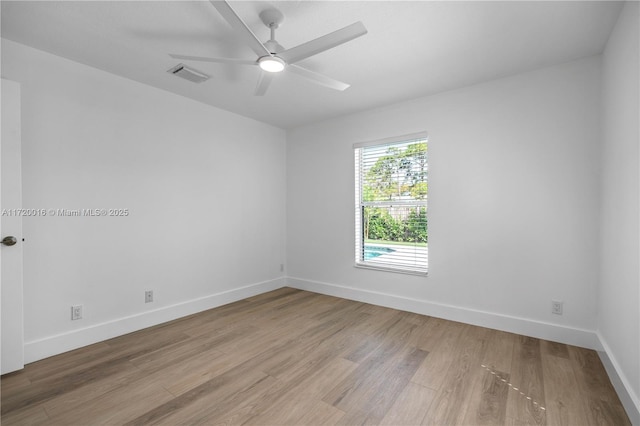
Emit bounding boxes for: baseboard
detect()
[597,332,640,425]
[287,276,600,350]
[24,277,286,364]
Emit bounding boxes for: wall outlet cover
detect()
[551,300,563,315]
[71,305,83,320]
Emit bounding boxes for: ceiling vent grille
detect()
[167,63,210,83]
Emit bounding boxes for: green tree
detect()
[363,142,427,201]
[362,141,428,244]
[365,147,403,200]
[410,181,428,200]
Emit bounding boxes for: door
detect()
[1,78,24,374]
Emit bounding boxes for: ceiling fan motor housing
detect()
[264,39,284,54]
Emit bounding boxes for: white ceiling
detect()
[1,1,623,129]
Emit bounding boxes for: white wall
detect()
[1,39,287,362]
[599,2,640,422]
[287,56,602,348]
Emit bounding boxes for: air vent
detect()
[167,63,210,83]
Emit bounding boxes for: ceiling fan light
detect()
[258,56,285,73]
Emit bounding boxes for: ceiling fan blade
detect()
[254,72,275,96]
[288,65,350,91]
[169,53,255,65]
[278,22,367,65]
[209,0,271,58]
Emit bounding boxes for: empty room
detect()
[1,0,638,425]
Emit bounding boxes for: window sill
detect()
[354,262,428,276]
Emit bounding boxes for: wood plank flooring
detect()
[1,288,631,425]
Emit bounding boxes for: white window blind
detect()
[354,132,428,274]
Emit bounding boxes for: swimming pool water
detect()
[364,245,396,260]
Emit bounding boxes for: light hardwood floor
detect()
[1,288,631,425]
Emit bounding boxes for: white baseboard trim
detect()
[596,331,640,425]
[24,277,286,364]
[287,277,600,349]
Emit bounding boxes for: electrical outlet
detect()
[551,300,563,315]
[145,290,153,303]
[71,305,83,320]
[280,264,284,272]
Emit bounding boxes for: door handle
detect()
[1,236,17,246]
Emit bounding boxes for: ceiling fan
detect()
[170,0,367,96]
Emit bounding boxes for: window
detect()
[354,132,428,274]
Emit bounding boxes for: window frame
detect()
[354,132,428,276]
